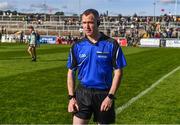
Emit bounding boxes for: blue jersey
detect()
[67,33,127,89]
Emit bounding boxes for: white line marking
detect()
[116,66,180,115]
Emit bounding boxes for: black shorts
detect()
[29,44,37,47]
[74,85,115,124]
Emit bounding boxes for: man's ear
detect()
[97,20,100,27]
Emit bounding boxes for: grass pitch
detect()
[0,43,179,124]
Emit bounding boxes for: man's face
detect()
[29,28,33,33]
[82,13,98,37]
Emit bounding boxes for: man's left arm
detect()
[100,41,126,111]
[100,68,123,111]
[109,68,122,95]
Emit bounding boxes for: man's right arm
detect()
[67,69,79,112]
[67,69,75,96]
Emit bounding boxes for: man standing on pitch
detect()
[67,9,127,124]
[27,26,37,61]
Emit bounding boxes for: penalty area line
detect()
[116,66,180,115]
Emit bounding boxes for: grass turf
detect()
[0,43,179,124]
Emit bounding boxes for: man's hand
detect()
[68,98,79,113]
[100,96,113,112]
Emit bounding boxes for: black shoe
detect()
[32,58,36,62]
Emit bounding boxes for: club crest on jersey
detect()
[79,54,87,58]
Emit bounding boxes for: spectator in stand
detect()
[56,35,62,44]
[20,31,24,43]
[154,31,161,38]
[36,30,40,47]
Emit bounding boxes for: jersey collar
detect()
[84,32,109,45]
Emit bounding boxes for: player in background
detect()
[27,26,37,62]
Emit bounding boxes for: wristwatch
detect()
[68,95,75,100]
[107,94,115,100]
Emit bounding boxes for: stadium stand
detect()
[0,13,180,46]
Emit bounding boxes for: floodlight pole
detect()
[153,0,156,22]
[78,0,81,19]
[78,0,81,32]
[175,0,178,16]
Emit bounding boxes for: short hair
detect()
[28,26,34,30]
[82,9,100,26]
[82,9,100,19]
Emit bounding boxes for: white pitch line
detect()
[116,66,180,115]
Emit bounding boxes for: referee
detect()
[67,9,127,124]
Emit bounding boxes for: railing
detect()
[1,19,180,36]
